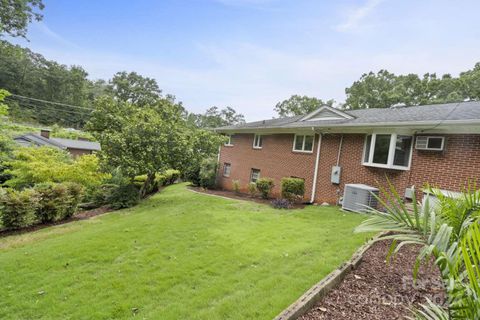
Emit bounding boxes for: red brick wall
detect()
[217,133,318,199]
[218,133,480,204]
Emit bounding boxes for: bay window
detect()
[363,133,413,170]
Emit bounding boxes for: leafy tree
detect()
[274,95,334,117]
[0,89,12,183]
[459,62,480,100]
[107,71,162,107]
[86,96,190,197]
[0,0,44,38]
[187,106,245,128]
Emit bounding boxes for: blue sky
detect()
[9,0,480,121]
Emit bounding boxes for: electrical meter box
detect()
[331,166,341,184]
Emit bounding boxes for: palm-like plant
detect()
[355,181,480,319]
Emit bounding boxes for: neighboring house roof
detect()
[14,134,101,151]
[50,138,101,151]
[216,101,480,133]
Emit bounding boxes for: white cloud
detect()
[335,0,384,32]
[34,22,80,49]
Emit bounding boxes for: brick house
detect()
[215,102,480,204]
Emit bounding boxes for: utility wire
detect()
[13,100,92,116]
[7,94,94,111]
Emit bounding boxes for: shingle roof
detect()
[50,138,101,151]
[216,101,480,131]
[14,134,100,151]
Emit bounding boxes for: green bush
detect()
[247,182,257,197]
[62,182,84,219]
[34,182,84,223]
[199,158,217,189]
[0,188,38,230]
[256,178,274,199]
[164,169,180,185]
[281,177,305,202]
[232,180,240,193]
[106,183,139,210]
[154,173,166,188]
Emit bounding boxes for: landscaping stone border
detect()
[273,232,385,320]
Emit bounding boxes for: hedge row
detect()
[0,182,83,230]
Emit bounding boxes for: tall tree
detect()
[274,95,334,117]
[0,0,44,38]
[86,96,190,197]
[187,106,245,128]
[107,71,162,107]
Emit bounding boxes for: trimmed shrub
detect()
[34,182,84,222]
[232,180,240,193]
[154,173,166,188]
[164,169,180,185]
[106,183,139,210]
[0,188,38,229]
[281,177,305,202]
[271,198,292,209]
[199,158,217,189]
[62,182,84,219]
[256,178,274,199]
[247,182,257,197]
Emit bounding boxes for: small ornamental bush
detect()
[62,182,84,219]
[232,180,240,193]
[271,198,292,209]
[256,178,275,199]
[34,182,84,222]
[0,188,39,230]
[164,169,180,185]
[247,182,257,197]
[199,157,217,189]
[106,183,139,210]
[154,173,166,188]
[281,177,305,202]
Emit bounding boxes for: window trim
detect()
[415,136,445,151]
[362,133,413,170]
[292,134,315,153]
[224,134,233,147]
[223,163,231,177]
[253,134,263,149]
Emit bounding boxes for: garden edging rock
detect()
[273,232,385,320]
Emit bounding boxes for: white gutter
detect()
[310,133,322,203]
[336,134,343,166]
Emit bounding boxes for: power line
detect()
[13,100,92,116]
[7,94,94,111]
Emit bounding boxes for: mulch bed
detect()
[0,206,111,238]
[299,240,445,320]
[188,186,306,209]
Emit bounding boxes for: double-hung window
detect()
[253,134,263,149]
[363,133,413,170]
[223,163,231,177]
[293,134,314,153]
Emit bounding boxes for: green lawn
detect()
[0,183,369,319]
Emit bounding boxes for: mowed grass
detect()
[0,183,370,320]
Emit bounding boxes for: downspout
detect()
[336,134,343,166]
[310,132,322,203]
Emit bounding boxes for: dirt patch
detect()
[0,206,111,238]
[188,186,306,209]
[299,240,445,320]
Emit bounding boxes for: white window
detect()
[223,163,231,177]
[293,134,314,153]
[363,133,413,170]
[253,134,263,149]
[250,168,260,183]
[224,135,233,146]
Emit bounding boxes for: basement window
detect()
[250,168,260,183]
[253,134,263,149]
[293,134,314,153]
[363,133,413,170]
[223,163,231,177]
